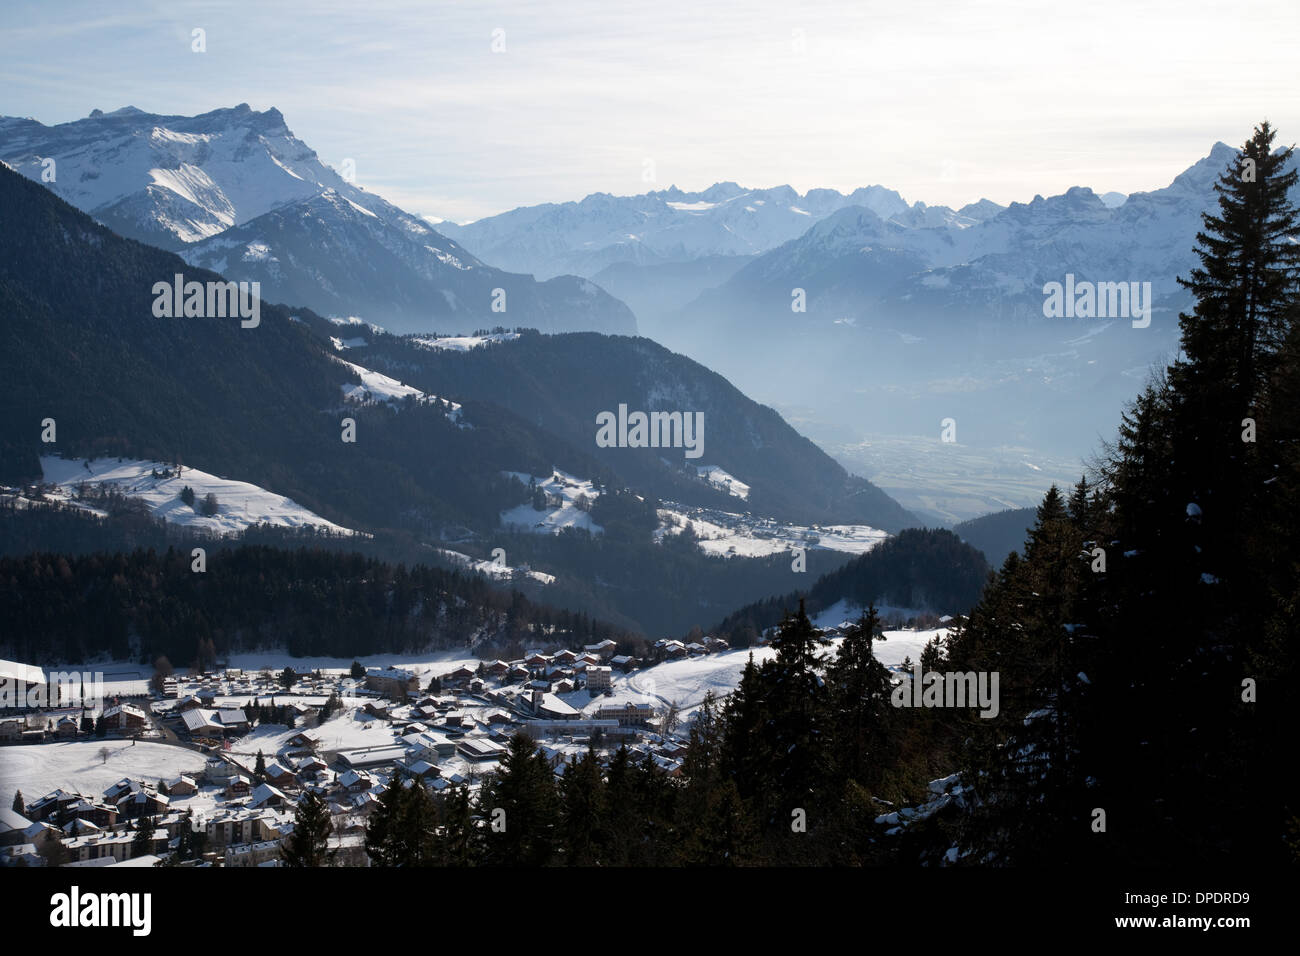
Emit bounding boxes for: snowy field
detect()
[696,465,750,500]
[500,469,603,535]
[40,456,351,536]
[334,357,464,423]
[657,505,888,558]
[225,650,484,679]
[582,624,950,721]
[412,332,520,351]
[0,741,208,804]
[437,548,556,585]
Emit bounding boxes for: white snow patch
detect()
[39,456,352,536]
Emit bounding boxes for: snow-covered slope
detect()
[38,456,352,535]
[656,504,888,558]
[0,105,636,336]
[500,470,603,535]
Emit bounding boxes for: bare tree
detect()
[98,746,112,765]
[660,698,682,737]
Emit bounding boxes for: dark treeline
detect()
[0,544,639,667]
[712,528,990,645]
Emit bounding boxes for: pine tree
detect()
[132,814,156,858]
[281,791,334,866]
[11,790,24,815]
[558,742,606,864]
[364,773,408,866]
[480,731,559,866]
[824,606,895,791]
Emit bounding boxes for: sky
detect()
[1,0,1297,223]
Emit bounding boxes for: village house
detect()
[217,708,250,736]
[0,806,33,847]
[102,702,149,731]
[584,639,619,661]
[162,775,197,797]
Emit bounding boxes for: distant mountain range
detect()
[437,142,1296,518]
[0,105,635,336]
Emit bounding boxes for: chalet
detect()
[0,806,33,847]
[508,664,531,682]
[685,642,708,656]
[553,649,579,665]
[62,818,102,837]
[443,665,477,685]
[402,759,441,781]
[54,715,80,739]
[554,678,575,694]
[182,708,224,737]
[295,755,328,777]
[225,775,252,799]
[203,758,239,785]
[362,701,391,720]
[249,783,287,808]
[486,660,511,679]
[611,654,639,671]
[116,789,170,820]
[262,761,297,788]
[65,797,117,828]
[103,778,140,803]
[337,769,375,793]
[27,789,90,822]
[102,703,148,731]
[217,709,250,735]
[163,775,198,797]
[285,731,319,751]
[23,820,63,854]
[584,639,618,661]
[176,695,203,712]
[659,640,688,659]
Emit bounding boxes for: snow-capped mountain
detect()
[436,181,942,280]
[0,105,636,335]
[696,142,1296,329]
